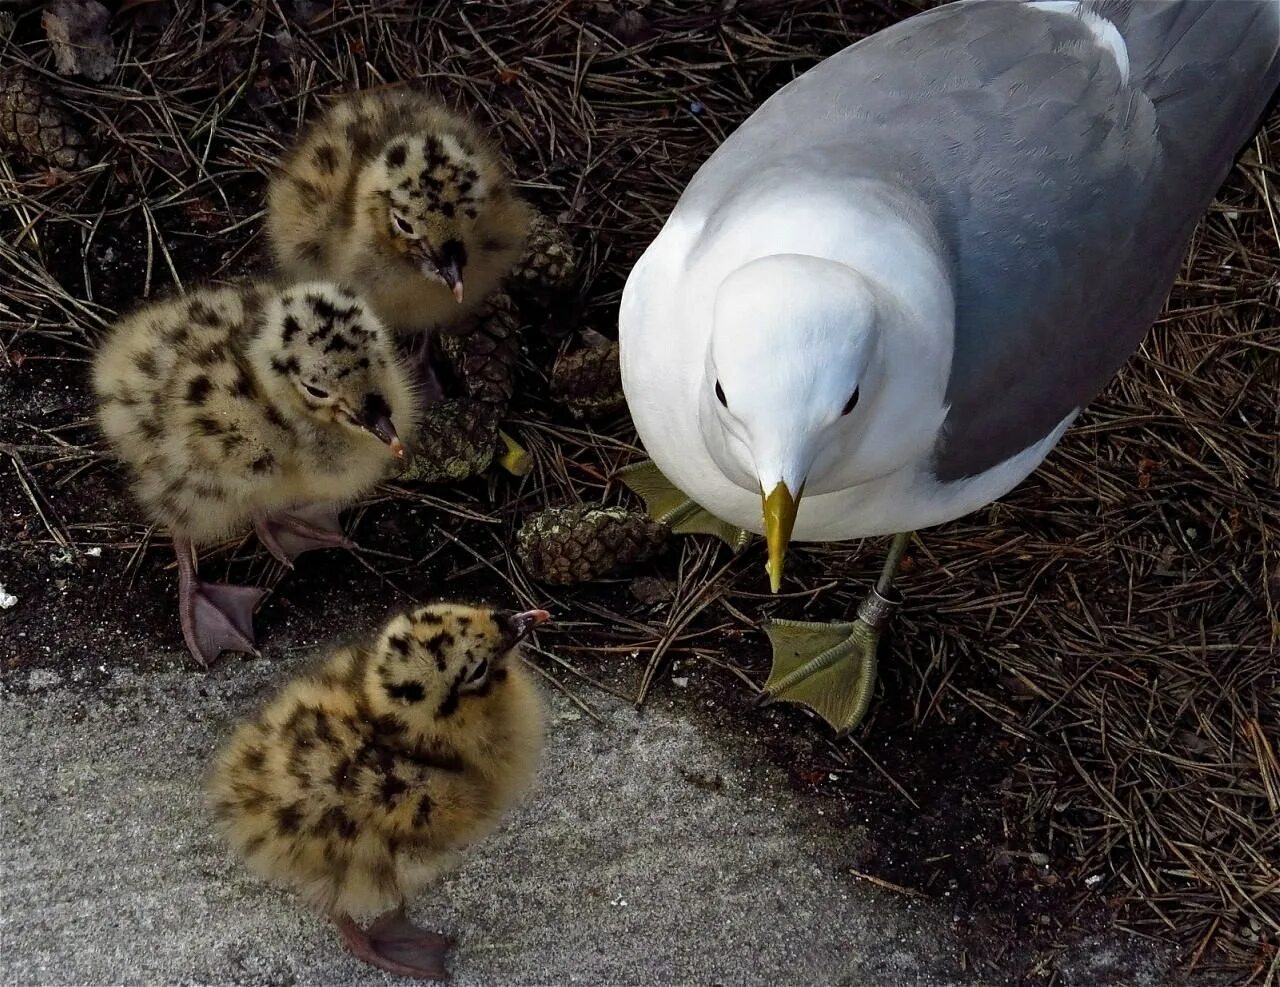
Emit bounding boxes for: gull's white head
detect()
[704,254,880,591]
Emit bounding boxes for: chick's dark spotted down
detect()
[267,88,532,337]
[93,281,417,666]
[207,603,548,981]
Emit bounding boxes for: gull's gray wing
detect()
[674,0,1280,481]
[933,0,1279,480]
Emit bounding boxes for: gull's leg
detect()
[758,532,912,734]
[253,503,355,564]
[618,459,752,552]
[333,908,453,981]
[173,537,265,666]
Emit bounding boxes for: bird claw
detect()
[760,616,882,735]
[618,459,753,552]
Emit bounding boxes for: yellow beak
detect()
[762,481,800,593]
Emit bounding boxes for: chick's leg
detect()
[253,503,355,565]
[758,532,912,735]
[408,330,446,409]
[173,538,264,666]
[334,909,452,981]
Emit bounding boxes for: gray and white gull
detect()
[618,0,1280,731]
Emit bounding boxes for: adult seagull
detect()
[618,0,1279,732]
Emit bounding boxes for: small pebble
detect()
[28,669,62,689]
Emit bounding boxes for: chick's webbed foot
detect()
[618,459,752,552]
[254,503,355,565]
[335,910,453,982]
[174,540,264,666]
[184,583,265,665]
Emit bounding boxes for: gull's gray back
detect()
[678,0,1279,480]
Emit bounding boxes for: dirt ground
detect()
[1,1,1277,984]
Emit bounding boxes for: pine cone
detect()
[517,505,668,585]
[400,399,499,484]
[509,212,576,304]
[0,67,91,170]
[550,339,625,419]
[440,291,523,409]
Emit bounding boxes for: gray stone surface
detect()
[0,656,975,986]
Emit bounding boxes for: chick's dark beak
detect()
[367,415,405,459]
[501,608,551,645]
[436,239,466,304]
[359,394,405,459]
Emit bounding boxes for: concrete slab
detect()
[1,656,972,986]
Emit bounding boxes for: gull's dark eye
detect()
[841,388,860,416]
[304,383,329,400]
[466,659,488,683]
[392,213,414,236]
[714,380,728,408]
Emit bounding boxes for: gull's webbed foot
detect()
[335,909,453,982]
[618,459,752,552]
[759,586,901,734]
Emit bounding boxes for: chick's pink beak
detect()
[507,609,550,642]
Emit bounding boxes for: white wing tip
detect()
[1028,1,1131,86]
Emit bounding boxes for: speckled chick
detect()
[93,281,417,666]
[207,603,548,981]
[267,88,532,337]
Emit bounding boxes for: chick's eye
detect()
[304,384,329,400]
[841,388,860,416]
[714,380,728,408]
[392,213,415,236]
[467,659,488,683]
